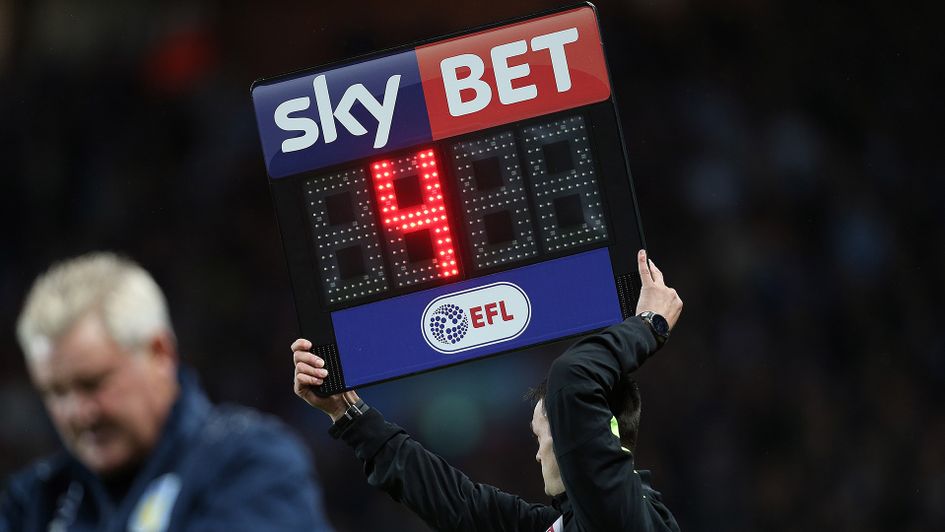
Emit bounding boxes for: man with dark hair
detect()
[293,249,683,531]
[526,378,642,455]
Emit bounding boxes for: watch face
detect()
[652,314,670,336]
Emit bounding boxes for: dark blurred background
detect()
[2,0,943,530]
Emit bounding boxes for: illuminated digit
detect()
[371,148,460,287]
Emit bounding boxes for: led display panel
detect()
[253,3,647,394]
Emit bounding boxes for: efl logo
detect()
[421,282,531,354]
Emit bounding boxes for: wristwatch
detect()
[330,399,370,434]
[638,311,670,347]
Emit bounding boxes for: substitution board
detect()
[252,3,646,394]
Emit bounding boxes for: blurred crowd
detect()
[1,0,942,530]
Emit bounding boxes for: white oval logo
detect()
[421,282,532,354]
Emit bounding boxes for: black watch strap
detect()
[330,399,370,435]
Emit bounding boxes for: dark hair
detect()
[526,379,642,453]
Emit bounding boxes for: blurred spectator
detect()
[1,253,333,531]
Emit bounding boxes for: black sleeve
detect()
[544,317,680,532]
[331,408,559,532]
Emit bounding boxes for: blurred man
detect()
[293,249,683,531]
[2,252,334,532]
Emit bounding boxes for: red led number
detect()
[372,149,459,279]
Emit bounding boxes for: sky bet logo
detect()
[274,74,402,153]
[252,7,610,178]
[421,282,531,354]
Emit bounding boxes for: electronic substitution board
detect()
[252,3,646,395]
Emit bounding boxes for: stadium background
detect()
[1,0,942,530]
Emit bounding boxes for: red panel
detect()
[416,7,610,141]
[372,149,459,279]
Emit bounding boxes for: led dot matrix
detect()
[300,112,613,308]
[303,167,389,305]
[522,114,608,252]
[372,148,460,288]
[450,130,538,270]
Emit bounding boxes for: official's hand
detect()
[292,338,361,422]
[634,249,683,331]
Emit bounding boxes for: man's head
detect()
[17,253,180,477]
[527,379,642,496]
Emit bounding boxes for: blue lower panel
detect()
[331,248,622,387]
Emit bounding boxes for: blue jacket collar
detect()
[66,367,211,516]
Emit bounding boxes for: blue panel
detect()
[332,248,622,387]
[252,50,432,178]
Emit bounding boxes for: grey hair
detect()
[16,252,173,361]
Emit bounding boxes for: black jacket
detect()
[331,317,680,531]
